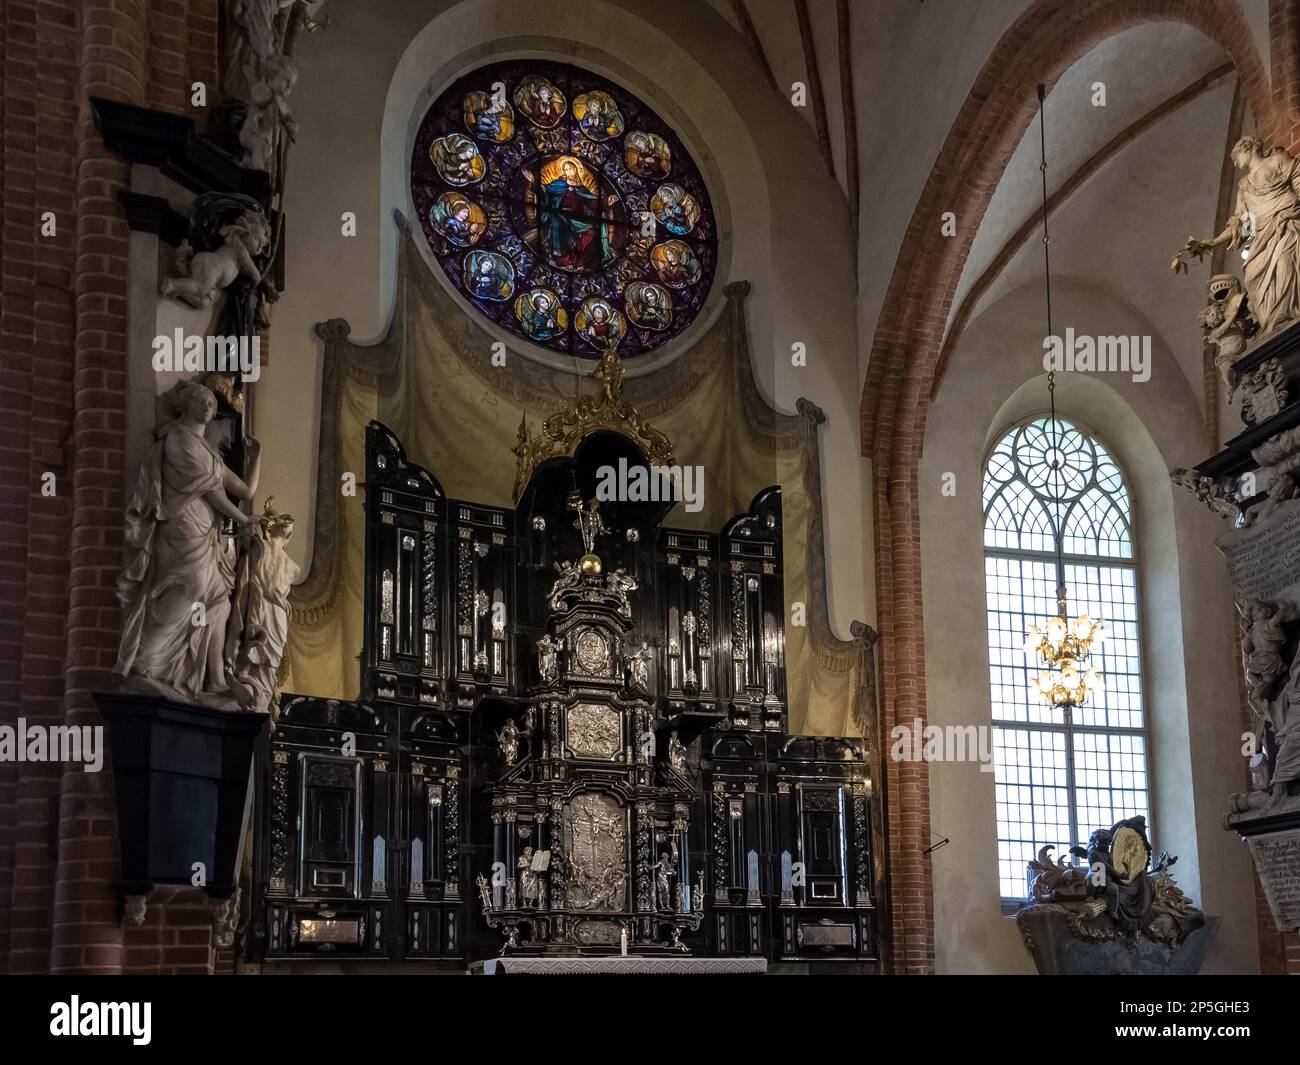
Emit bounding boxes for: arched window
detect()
[982,416,1149,900]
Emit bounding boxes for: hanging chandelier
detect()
[1023,614,1105,706]
[1023,84,1105,711]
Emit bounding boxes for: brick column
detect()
[5,0,81,976]
[0,0,36,974]
[47,0,149,976]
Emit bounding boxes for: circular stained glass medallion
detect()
[412,60,718,358]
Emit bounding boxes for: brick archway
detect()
[861,0,1293,974]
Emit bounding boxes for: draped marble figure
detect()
[115,381,263,707]
[1177,137,1300,336]
[225,498,299,713]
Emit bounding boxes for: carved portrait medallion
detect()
[573,628,610,674]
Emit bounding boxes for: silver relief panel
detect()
[566,702,622,760]
[563,793,627,912]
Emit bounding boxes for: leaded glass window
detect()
[982,416,1149,900]
[411,60,717,358]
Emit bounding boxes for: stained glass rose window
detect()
[412,60,718,358]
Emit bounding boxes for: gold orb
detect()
[579,553,602,575]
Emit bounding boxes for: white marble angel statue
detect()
[1174,136,1300,336]
[225,496,299,714]
[162,209,270,309]
[114,380,264,707]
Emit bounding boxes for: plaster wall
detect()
[850,0,1030,386]
[921,279,1258,974]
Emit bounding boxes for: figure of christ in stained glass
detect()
[536,155,613,272]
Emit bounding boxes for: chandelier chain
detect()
[1037,82,1068,617]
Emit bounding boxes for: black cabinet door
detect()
[299,756,362,898]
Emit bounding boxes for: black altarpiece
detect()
[250,421,877,967]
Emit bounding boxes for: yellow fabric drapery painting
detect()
[283,224,874,739]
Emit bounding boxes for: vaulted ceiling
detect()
[702,2,1249,416]
[953,22,1235,406]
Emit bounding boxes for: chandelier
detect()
[1023,614,1105,706]
[1022,84,1105,710]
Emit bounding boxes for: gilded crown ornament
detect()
[511,344,675,502]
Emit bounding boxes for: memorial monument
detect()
[1174,137,1300,937]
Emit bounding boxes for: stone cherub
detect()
[162,209,272,310]
[223,1,326,173]
[1195,274,1259,391]
[1242,425,1300,526]
[1241,599,1299,702]
[1265,664,1300,799]
[223,0,298,100]
[1173,136,1300,337]
[239,53,298,172]
[114,380,265,708]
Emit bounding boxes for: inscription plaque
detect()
[1247,828,1300,932]
[1218,500,1300,603]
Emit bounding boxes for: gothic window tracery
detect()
[982,416,1150,900]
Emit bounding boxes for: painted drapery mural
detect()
[412,60,717,358]
[282,223,873,739]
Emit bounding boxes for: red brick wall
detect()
[0,0,221,977]
[0,0,30,975]
[7,0,80,977]
[123,886,219,975]
[861,0,1299,974]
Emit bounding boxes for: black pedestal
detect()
[94,692,267,900]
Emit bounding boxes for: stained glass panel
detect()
[412,60,717,358]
